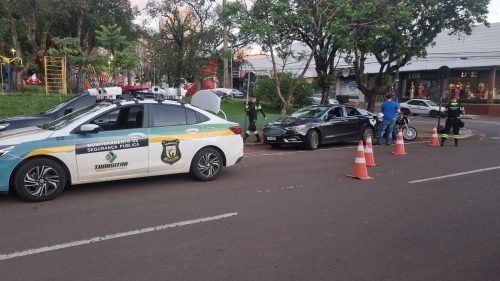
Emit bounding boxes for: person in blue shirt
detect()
[375,93,400,145]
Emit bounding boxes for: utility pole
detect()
[223,0,230,88]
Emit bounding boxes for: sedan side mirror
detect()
[77,124,102,134]
[63,108,74,116]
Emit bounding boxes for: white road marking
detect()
[409,166,500,184]
[0,212,238,262]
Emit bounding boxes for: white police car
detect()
[0,88,243,202]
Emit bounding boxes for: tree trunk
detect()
[366,94,377,112]
[12,68,27,92]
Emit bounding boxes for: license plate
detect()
[266,136,276,141]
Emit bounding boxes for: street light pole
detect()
[222,0,230,89]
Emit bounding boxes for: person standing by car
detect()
[244,96,267,142]
[441,97,465,146]
[375,93,400,145]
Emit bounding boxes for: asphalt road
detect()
[1,116,500,281]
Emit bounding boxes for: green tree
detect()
[0,0,72,91]
[231,0,316,116]
[347,0,489,112]
[255,73,313,108]
[95,24,128,55]
[145,0,221,86]
[286,0,350,105]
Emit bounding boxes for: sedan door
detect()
[407,100,427,114]
[74,105,149,181]
[320,106,348,142]
[344,106,365,139]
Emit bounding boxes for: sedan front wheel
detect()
[305,130,320,150]
[14,158,67,202]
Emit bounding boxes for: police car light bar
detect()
[88,87,123,100]
[151,86,185,101]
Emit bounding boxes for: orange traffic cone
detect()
[428,127,440,147]
[364,135,379,167]
[347,140,373,180]
[392,129,407,155]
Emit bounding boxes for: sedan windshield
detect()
[426,101,437,106]
[40,103,110,130]
[290,106,330,118]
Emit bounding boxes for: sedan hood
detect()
[0,114,46,122]
[0,126,54,145]
[268,117,316,127]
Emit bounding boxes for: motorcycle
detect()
[375,113,417,142]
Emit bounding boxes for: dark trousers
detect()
[442,118,460,139]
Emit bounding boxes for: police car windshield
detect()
[426,101,437,106]
[41,104,109,130]
[291,106,330,118]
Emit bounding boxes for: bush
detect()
[336,95,350,104]
[254,73,313,108]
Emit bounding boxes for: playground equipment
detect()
[0,55,23,95]
[44,56,67,94]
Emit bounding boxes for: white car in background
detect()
[311,93,339,105]
[213,88,245,98]
[399,99,446,117]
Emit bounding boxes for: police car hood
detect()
[0,126,53,145]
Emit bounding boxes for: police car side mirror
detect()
[78,124,102,134]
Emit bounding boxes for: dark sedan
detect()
[0,88,143,132]
[263,105,377,150]
[0,94,97,132]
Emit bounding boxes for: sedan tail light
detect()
[229,126,242,135]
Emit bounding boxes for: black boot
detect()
[454,139,458,146]
[440,137,446,146]
[255,133,261,143]
[243,133,249,142]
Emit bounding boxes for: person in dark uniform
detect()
[441,97,465,146]
[244,96,267,142]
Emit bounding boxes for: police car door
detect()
[75,105,149,181]
[147,103,202,174]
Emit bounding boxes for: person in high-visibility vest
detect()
[441,97,465,146]
[244,96,267,142]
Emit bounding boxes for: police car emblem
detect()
[161,140,181,164]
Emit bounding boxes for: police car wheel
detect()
[430,110,439,118]
[190,148,222,181]
[14,158,66,202]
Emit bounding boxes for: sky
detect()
[131,0,500,23]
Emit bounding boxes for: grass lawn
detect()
[0,89,291,131]
[217,98,291,130]
[0,91,76,119]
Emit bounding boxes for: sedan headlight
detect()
[286,125,307,132]
[0,145,15,157]
[0,123,10,131]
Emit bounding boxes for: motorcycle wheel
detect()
[402,126,417,141]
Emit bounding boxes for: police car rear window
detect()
[196,111,210,123]
[152,104,187,126]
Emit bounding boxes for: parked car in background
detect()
[263,104,377,150]
[0,94,97,132]
[399,99,446,117]
[311,93,339,105]
[213,88,245,98]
